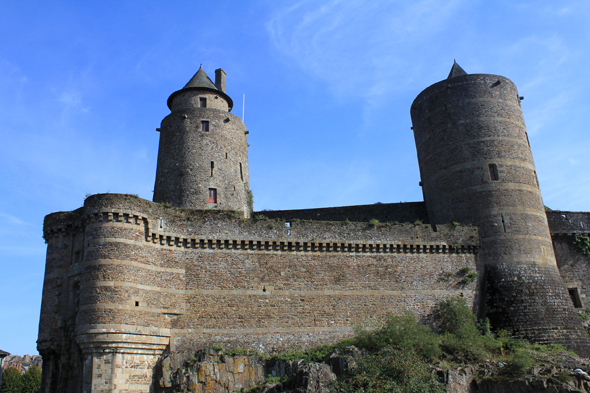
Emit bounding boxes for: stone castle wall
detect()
[548,211,590,311]
[40,193,479,392]
[257,201,428,224]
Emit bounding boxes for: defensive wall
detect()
[39,193,479,392]
[258,202,429,224]
[548,211,590,311]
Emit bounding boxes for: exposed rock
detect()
[158,346,590,393]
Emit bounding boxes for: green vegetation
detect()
[414,219,423,225]
[159,202,172,208]
[20,366,42,393]
[245,187,254,212]
[458,267,478,285]
[329,296,566,391]
[453,221,460,227]
[0,367,22,393]
[271,340,356,363]
[578,308,590,321]
[225,298,575,393]
[574,234,590,258]
[369,219,380,227]
[0,366,41,393]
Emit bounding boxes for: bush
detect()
[437,297,486,361]
[331,348,445,393]
[502,348,534,376]
[355,312,441,361]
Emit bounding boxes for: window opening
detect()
[501,214,507,233]
[225,152,228,159]
[489,164,499,181]
[208,188,217,203]
[210,161,214,177]
[199,97,207,108]
[201,120,209,132]
[568,288,583,308]
[239,163,243,181]
[135,301,139,307]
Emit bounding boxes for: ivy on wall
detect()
[573,234,590,258]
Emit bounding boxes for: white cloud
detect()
[267,0,465,101]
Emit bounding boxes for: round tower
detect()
[153,66,252,217]
[410,62,590,355]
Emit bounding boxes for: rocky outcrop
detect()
[158,347,590,393]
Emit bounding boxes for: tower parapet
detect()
[410,62,590,356]
[153,66,251,216]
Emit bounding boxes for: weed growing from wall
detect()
[574,234,590,258]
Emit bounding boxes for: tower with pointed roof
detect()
[153,66,252,216]
[410,62,590,356]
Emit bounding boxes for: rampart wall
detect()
[40,194,479,392]
[257,201,428,224]
[547,211,590,311]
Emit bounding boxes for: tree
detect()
[21,365,42,393]
[0,366,22,393]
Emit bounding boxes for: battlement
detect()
[547,211,590,235]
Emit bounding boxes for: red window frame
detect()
[208,188,217,203]
[199,97,207,108]
[201,121,209,132]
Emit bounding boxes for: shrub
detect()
[437,297,486,361]
[574,234,590,258]
[502,348,534,376]
[355,312,441,360]
[369,219,380,227]
[331,348,445,393]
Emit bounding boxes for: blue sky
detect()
[1,0,589,356]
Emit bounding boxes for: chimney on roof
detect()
[215,68,226,93]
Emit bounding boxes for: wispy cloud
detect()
[267,0,464,101]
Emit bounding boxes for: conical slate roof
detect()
[167,65,233,111]
[447,60,467,79]
[183,65,219,90]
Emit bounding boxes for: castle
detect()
[38,62,590,392]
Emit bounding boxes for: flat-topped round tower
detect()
[153,66,251,216]
[410,62,590,356]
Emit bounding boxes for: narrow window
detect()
[199,97,207,108]
[208,188,217,203]
[225,152,228,159]
[488,164,499,181]
[501,214,507,233]
[135,301,139,307]
[201,120,209,132]
[210,161,214,177]
[239,163,243,181]
[568,288,583,308]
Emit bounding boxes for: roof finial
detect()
[447,60,467,80]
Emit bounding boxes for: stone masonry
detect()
[37,63,590,392]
